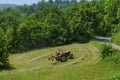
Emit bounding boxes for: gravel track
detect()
[95,37,120,50]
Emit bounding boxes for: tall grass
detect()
[101,71,120,80]
[99,43,120,80]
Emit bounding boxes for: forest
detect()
[0,0,120,72]
[0,4,17,10]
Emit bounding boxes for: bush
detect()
[101,44,120,80]
[101,44,120,64]
[111,31,120,45]
[101,44,114,59]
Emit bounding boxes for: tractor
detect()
[48,49,74,62]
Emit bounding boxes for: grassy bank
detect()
[0,42,119,80]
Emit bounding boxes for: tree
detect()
[49,0,53,3]
[0,28,11,67]
[16,5,68,52]
[104,0,120,35]
[71,0,77,3]
[0,8,24,53]
[65,3,92,43]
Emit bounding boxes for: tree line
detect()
[0,0,120,68]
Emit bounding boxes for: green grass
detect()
[101,71,120,80]
[111,31,120,45]
[0,42,119,80]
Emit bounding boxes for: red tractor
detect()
[48,49,74,62]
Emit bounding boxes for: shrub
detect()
[101,44,114,59]
[111,31,120,45]
[101,44,120,64]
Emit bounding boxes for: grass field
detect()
[0,42,119,80]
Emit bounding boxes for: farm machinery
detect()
[48,49,74,62]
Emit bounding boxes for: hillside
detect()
[0,4,17,10]
[0,0,120,80]
[0,42,118,80]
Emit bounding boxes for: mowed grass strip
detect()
[0,42,118,80]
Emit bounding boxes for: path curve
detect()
[95,37,120,50]
[29,44,100,71]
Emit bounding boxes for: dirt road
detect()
[95,37,120,50]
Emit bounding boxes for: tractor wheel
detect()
[56,56,61,61]
[70,53,74,59]
[61,56,67,62]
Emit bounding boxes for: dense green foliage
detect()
[0,28,11,68]
[0,8,24,67]
[101,44,120,64]
[0,0,120,69]
[100,44,113,59]
[16,0,77,14]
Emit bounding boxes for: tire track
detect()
[11,43,100,72]
[28,46,89,71]
[26,54,51,63]
[85,44,100,64]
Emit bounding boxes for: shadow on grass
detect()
[0,64,15,71]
